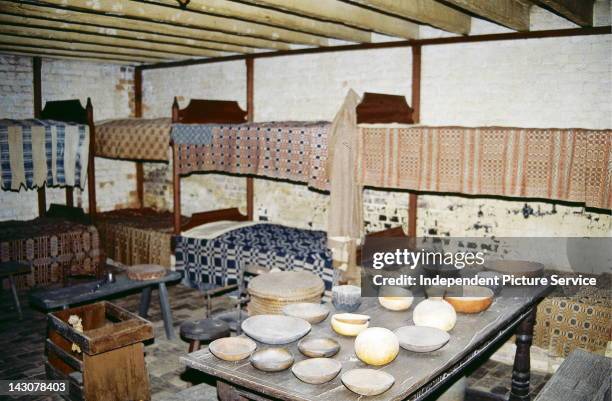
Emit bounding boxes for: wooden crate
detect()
[45,301,154,401]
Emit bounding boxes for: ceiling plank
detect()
[347,0,471,35]
[440,0,531,31]
[0,47,141,64]
[0,1,289,50]
[33,0,329,46]
[238,0,420,39]
[533,0,594,26]
[0,22,231,58]
[149,0,371,43]
[0,10,254,53]
[0,34,179,61]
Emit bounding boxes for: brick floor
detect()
[0,281,551,401]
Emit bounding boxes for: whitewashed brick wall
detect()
[0,56,136,220]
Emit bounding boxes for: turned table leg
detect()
[158,282,176,340]
[139,286,152,318]
[217,380,248,401]
[510,307,536,401]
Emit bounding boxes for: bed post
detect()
[86,98,97,219]
[33,56,47,217]
[134,67,145,209]
[408,45,422,238]
[172,142,181,235]
[171,97,179,122]
[246,56,255,220]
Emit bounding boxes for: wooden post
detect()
[134,67,145,208]
[86,98,97,219]
[33,56,47,217]
[173,144,181,235]
[408,45,421,238]
[245,56,254,221]
[510,307,537,401]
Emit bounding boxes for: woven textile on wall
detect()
[96,118,172,161]
[534,278,611,358]
[96,208,187,267]
[172,121,331,191]
[0,119,89,190]
[175,223,334,290]
[359,126,611,209]
[0,218,100,289]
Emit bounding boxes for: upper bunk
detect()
[94,97,248,161]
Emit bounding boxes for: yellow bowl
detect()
[331,313,370,336]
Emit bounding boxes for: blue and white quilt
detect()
[175,223,334,290]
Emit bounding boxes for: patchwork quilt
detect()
[0,119,89,190]
[96,118,172,161]
[171,121,331,191]
[175,223,334,290]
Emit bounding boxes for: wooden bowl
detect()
[332,285,362,312]
[330,313,370,336]
[250,348,294,372]
[394,325,450,352]
[209,337,256,361]
[444,286,494,314]
[282,303,330,324]
[241,315,311,344]
[485,260,544,278]
[341,369,395,396]
[292,358,342,384]
[354,327,399,366]
[413,299,457,332]
[298,337,340,358]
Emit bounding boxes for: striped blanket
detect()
[171,121,331,191]
[0,119,89,190]
[359,126,611,209]
[175,223,334,290]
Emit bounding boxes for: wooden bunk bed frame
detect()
[37,98,96,219]
[170,92,415,248]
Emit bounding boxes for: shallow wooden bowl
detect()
[444,286,494,313]
[298,337,340,358]
[341,369,395,396]
[485,260,544,278]
[330,313,370,336]
[241,315,311,344]
[282,303,330,324]
[209,337,256,361]
[292,358,342,384]
[394,325,450,352]
[250,348,294,372]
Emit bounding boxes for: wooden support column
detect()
[134,68,145,209]
[172,145,181,235]
[245,57,254,221]
[33,56,47,217]
[86,98,96,219]
[408,45,421,238]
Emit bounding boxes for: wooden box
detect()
[45,301,154,401]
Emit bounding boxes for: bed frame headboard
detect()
[356,93,414,124]
[40,98,93,125]
[172,97,248,124]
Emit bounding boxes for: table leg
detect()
[158,282,175,340]
[8,275,22,320]
[510,308,536,401]
[139,286,152,318]
[217,380,248,401]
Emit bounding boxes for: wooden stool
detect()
[180,318,230,353]
[0,261,31,320]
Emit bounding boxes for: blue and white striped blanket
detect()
[175,223,334,290]
[0,119,89,190]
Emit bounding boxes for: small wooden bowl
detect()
[341,369,395,396]
[298,337,340,358]
[282,303,330,324]
[331,313,370,336]
[250,348,294,372]
[209,337,256,361]
[445,286,494,314]
[292,358,341,384]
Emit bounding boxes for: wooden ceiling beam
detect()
[239,0,419,39]
[0,46,148,64]
[440,0,531,31]
[149,0,371,43]
[33,0,329,46]
[347,0,471,35]
[0,9,254,53]
[533,0,594,26]
[0,34,178,61]
[0,22,230,58]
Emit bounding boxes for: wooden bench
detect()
[535,348,610,401]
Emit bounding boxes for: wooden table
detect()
[0,260,31,319]
[29,271,182,339]
[182,285,552,401]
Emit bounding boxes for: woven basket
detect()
[126,264,166,281]
[247,271,324,315]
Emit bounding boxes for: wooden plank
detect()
[35,0,329,46]
[442,0,531,31]
[45,361,84,401]
[32,56,46,217]
[241,0,419,39]
[0,1,288,50]
[85,98,96,219]
[408,44,421,238]
[0,36,171,63]
[0,48,139,64]
[153,0,371,43]
[172,145,181,235]
[47,313,94,355]
[534,0,595,26]
[347,0,470,35]
[46,338,84,372]
[246,56,255,221]
[0,22,230,58]
[355,93,414,124]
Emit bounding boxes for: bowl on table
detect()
[250,348,294,372]
[394,325,450,352]
[332,285,362,312]
[292,358,342,384]
[282,303,329,324]
[298,337,340,358]
[209,337,257,361]
[378,286,414,311]
[444,285,494,313]
[341,369,395,396]
[241,314,311,344]
[330,313,370,336]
